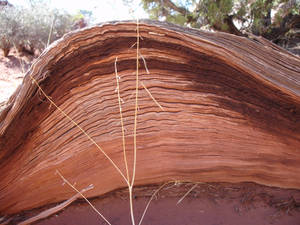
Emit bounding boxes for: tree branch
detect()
[212,15,244,36]
[162,0,189,15]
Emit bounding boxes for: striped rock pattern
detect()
[0,20,299,214]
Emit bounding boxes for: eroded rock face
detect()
[0,20,299,215]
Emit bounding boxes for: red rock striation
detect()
[0,20,299,215]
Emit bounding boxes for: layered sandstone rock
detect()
[0,20,299,215]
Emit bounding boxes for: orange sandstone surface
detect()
[0,20,299,215]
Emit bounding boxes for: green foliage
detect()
[166,13,186,26]
[138,0,300,39]
[74,9,93,23]
[206,0,233,24]
[0,2,74,56]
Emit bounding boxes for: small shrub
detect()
[0,2,76,56]
[0,6,19,57]
[0,36,11,57]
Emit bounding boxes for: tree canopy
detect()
[0,0,92,57]
[137,0,299,48]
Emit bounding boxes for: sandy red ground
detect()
[8,182,300,225]
[0,49,33,103]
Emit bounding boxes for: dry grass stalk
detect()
[138,182,169,225]
[127,17,141,225]
[18,181,94,225]
[47,15,56,47]
[115,56,130,182]
[138,51,164,111]
[176,183,198,205]
[131,18,139,188]
[139,53,149,74]
[141,82,164,111]
[56,170,111,225]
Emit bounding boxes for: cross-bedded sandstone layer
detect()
[0,20,299,214]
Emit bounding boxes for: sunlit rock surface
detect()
[0,20,299,214]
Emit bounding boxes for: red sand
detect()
[10,182,300,225]
[0,50,32,103]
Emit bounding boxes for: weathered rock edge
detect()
[0,20,299,214]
